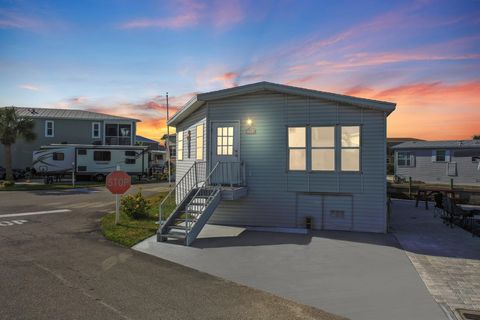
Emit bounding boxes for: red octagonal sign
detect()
[106,171,131,194]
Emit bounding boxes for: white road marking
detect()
[0,209,71,218]
[0,219,28,227]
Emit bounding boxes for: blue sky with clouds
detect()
[1,0,479,139]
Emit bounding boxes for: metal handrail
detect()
[158,161,206,228]
[184,161,221,234]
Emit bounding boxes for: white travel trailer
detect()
[32,144,148,181]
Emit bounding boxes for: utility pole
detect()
[166,92,171,187]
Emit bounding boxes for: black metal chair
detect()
[433,192,444,218]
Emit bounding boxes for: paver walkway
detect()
[390,199,480,319]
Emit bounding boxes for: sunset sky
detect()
[0,0,479,140]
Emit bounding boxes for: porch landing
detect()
[221,186,247,200]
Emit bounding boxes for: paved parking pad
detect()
[135,225,447,320]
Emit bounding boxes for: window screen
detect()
[125,158,136,164]
[78,149,87,155]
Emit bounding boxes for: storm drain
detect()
[458,309,480,320]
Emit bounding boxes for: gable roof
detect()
[392,140,480,149]
[168,81,396,126]
[8,107,140,122]
[136,135,159,144]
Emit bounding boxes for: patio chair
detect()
[433,192,444,218]
[445,198,473,229]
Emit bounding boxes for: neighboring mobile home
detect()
[0,107,139,171]
[392,140,480,185]
[159,82,396,244]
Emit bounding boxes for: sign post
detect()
[106,166,131,225]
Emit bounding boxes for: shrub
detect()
[1,180,15,188]
[121,191,152,219]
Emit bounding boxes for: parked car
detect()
[0,166,24,180]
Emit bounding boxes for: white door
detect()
[211,121,240,185]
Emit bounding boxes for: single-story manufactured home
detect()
[159,82,396,245]
[392,140,480,185]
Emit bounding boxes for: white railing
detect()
[158,161,206,226]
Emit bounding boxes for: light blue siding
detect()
[193,91,388,233]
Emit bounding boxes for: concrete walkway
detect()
[135,225,447,320]
[390,199,480,318]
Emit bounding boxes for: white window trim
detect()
[287,125,362,173]
[433,149,447,162]
[92,122,101,139]
[45,120,54,137]
[177,131,184,161]
[397,151,413,167]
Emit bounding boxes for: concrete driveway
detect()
[135,225,447,320]
[1,184,341,320]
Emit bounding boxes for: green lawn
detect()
[0,182,103,191]
[101,191,176,247]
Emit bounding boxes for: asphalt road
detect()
[0,183,343,320]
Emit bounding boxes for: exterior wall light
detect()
[246,118,253,126]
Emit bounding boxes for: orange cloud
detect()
[345,81,480,140]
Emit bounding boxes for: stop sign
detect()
[106,171,131,194]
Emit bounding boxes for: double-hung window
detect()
[288,127,306,171]
[45,120,54,137]
[92,122,101,139]
[177,131,184,161]
[435,150,446,162]
[196,125,204,160]
[341,126,360,171]
[397,152,412,166]
[311,127,335,171]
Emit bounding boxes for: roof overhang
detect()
[167,81,396,126]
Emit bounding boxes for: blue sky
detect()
[1,0,479,139]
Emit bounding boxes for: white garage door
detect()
[323,195,353,231]
[297,194,323,230]
[296,194,353,231]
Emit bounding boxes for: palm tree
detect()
[0,107,36,181]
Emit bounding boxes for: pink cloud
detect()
[0,8,67,32]
[120,13,200,29]
[0,9,43,30]
[119,0,245,30]
[212,0,245,28]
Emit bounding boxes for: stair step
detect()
[175,218,198,223]
[166,229,187,235]
[162,233,186,239]
[169,225,188,230]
